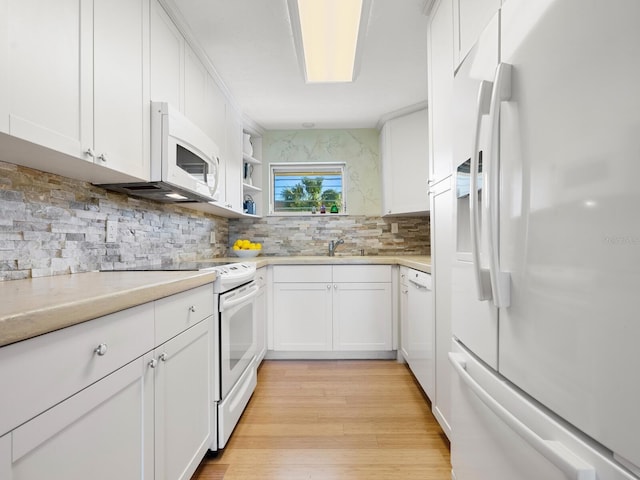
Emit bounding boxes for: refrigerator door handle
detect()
[485,62,512,308]
[470,80,494,301]
[449,352,597,480]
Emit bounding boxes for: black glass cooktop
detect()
[102,261,233,272]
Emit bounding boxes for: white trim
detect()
[376,101,428,131]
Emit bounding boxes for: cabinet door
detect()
[453,0,501,68]
[255,267,268,363]
[427,0,454,183]
[0,0,92,160]
[381,109,430,215]
[150,0,184,109]
[7,356,153,480]
[224,105,244,212]
[184,45,209,133]
[333,282,393,351]
[430,176,454,438]
[273,283,333,351]
[399,268,410,361]
[93,0,150,179]
[154,319,211,480]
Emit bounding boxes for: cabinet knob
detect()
[326,284,331,290]
[189,305,196,313]
[334,284,338,290]
[97,153,108,163]
[148,358,158,369]
[85,148,96,158]
[94,343,108,356]
[159,352,168,362]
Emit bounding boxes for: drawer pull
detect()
[93,343,108,356]
[189,305,196,313]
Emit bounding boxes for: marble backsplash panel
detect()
[229,216,429,257]
[262,129,381,215]
[0,161,228,281]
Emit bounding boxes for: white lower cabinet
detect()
[272,265,393,354]
[399,267,410,361]
[5,356,153,480]
[273,282,333,351]
[0,284,213,480]
[333,282,392,351]
[255,267,268,362]
[153,319,210,480]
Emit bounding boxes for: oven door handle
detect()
[219,283,259,311]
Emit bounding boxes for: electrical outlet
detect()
[106,220,118,243]
[210,232,216,244]
[391,222,399,234]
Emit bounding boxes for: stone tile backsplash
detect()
[229,216,429,257]
[0,161,228,281]
[0,161,429,282]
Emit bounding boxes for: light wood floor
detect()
[191,360,451,480]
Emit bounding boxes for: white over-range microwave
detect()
[98,102,221,203]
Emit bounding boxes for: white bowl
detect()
[233,249,260,258]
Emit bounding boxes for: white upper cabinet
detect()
[93,0,150,180]
[0,0,91,160]
[0,0,150,182]
[0,0,93,159]
[223,105,244,213]
[380,108,430,216]
[452,0,501,69]
[150,0,184,110]
[427,0,455,183]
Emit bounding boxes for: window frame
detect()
[268,162,347,216]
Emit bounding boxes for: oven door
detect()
[219,281,259,399]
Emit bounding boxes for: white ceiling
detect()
[170,0,430,131]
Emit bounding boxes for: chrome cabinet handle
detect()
[326,285,331,290]
[85,148,96,159]
[189,305,196,313]
[148,358,158,369]
[159,353,168,362]
[97,153,107,163]
[94,343,108,356]
[334,284,338,290]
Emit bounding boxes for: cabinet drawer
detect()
[332,265,392,283]
[155,284,214,345]
[0,303,154,436]
[273,265,332,283]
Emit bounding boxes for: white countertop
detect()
[0,255,429,348]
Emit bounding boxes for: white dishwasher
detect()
[406,269,434,400]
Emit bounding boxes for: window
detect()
[269,162,347,215]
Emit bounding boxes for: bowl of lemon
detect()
[232,238,262,257]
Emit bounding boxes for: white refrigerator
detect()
[450,0,640,478]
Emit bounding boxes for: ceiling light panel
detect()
[296,0,363,83]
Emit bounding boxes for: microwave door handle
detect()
[470,80,494,301]
[485,63,512,308]
[208,155,220,198]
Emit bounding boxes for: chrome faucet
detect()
[328,238,344,256]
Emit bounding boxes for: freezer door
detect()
[497,0,640,471]
[450,341,637,480]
